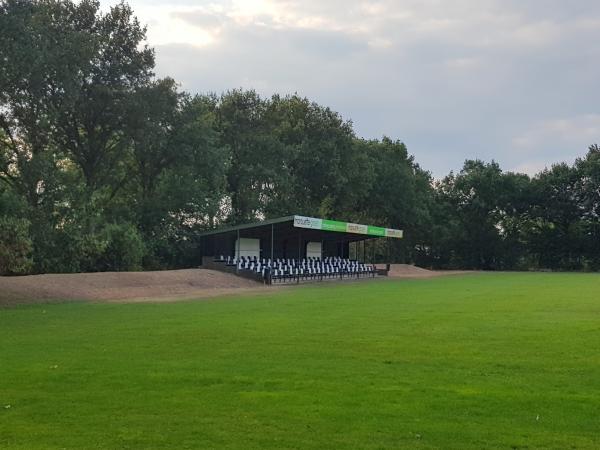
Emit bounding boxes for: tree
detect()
[358,137,435,263]
[0,217,32,275]
[264,94,365,219]
[434,160,519,269]
[0,0,157,273]
[0,0,153,195]
[574,145,600,269]
[528,163,583,269]
[141,94,230,268]
[216,90,281,223]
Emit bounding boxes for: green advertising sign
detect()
[367,225,386,237]
[322,220,347,233]
[293,215,403,239]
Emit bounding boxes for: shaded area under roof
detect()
[198,215,403,242]
[199,215,403,262]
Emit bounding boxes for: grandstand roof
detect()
[198,215,403,241]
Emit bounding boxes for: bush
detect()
[29,222,146,274]
[0,217,33,275]
[96,223,146,271]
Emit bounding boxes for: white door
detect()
[306,241,322,259]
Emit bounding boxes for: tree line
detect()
[1,0,599,275]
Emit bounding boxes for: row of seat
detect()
[214,256,376,284]
[216,255,344,267]
[268,262,377,284]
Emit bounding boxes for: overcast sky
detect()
[100,0,600,177]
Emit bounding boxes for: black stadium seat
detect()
[211,255,377,284]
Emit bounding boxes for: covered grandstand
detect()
[199,215,403,284]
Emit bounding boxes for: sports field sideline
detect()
[1,273,599,449]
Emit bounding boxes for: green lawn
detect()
[1,273,600,449]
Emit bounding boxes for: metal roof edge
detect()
[197,214,403,239]
[197,215,296,237]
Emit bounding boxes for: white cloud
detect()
[98,0,600,176]
[507,115,600,173]
[512,115,600,152]
[511,161,550,176]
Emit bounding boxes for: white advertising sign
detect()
[385,229,404,238]
[293,215,322,230]
[346,223,368,235]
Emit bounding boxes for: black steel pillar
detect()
[297,231,301,284]
[386,238,391,264]
[270,224,274,261]
[236,229,240,273]
[372,239,376,264]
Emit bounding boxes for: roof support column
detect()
[270,224,274,262]
[236,229,240,273]
[386,237,391,264]
[372,238,376,264]
[199,236,203,266]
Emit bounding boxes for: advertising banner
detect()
[293,215,403,239]
[293,216,322,230]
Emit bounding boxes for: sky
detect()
[99,0,600,178]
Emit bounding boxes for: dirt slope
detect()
[0,269,267,306]
[0,265,475,307]
[386,264,471,278]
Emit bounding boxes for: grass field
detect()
[1,273,600,449]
